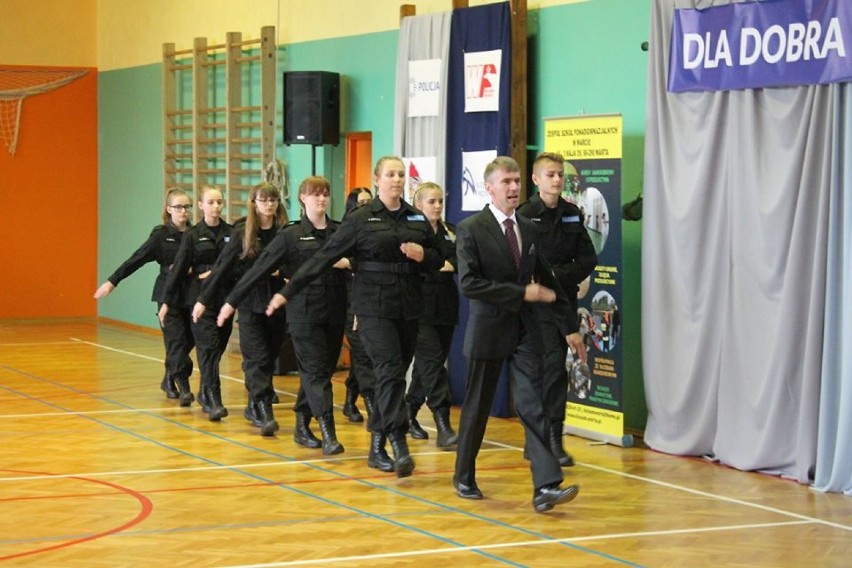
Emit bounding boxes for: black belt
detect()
[358,261,419,274]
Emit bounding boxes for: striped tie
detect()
[503,218,521,270]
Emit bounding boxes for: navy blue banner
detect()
[669,0,852,93]
[444,2,513,416]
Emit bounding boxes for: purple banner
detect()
[668,0,852,93]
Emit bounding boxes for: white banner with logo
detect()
[460,149,496,211]
[464,49,502,113]
[407,59,442,118]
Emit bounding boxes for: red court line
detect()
[0,469,154,562]
[0,464,524,504]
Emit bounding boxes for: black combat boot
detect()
[433,407,458,450]
[256,398,279,437]
[342,383,364,423]
[361,392,377,431]
[244,400,261,427]
[550,423,575,467]
[174,375,194,407]
[160,373,179,399]
[197,384,210,412]
[387,430,415,478]
[317,413,344,455]
[407,396,428,440]
[205,380,228,421]
[293,412,322,449]
[366,431,394,472]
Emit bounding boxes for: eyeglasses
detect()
[169,204,193,211]
[254,197,280,204]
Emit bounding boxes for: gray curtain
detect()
[643,0,838,484]
[393,11,452,189]
[814,83,852,495]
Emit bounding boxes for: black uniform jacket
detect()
[280,197,444,321]
[226,216,347,326]
[162,219,234,308]
[456,206,575,360]
[198,220,286,314]
[107,223,186,303]
[517,195,597,318]
[420,221,459,327]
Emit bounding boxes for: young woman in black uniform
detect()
[218,176,350,454]
[406,182,460,450]
[93,188,195,403]
[254,157,444,477]
[158,186,234,420]
[340,187,373,424]
[193,182,288,436]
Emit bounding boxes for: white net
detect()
[0,67,88,155]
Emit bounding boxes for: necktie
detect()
[503,218,521,270]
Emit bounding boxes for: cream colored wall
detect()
[0,0,97,66]
[97,0,587,70]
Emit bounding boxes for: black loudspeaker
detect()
[283,71,340,146]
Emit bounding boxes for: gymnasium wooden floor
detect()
[1,319,850,567]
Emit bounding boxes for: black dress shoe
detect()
[533,483,579,512]
[453,479,484,500]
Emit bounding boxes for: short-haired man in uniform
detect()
[518,152,598,466]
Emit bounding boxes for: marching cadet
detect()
[218,176,349,454]
[159,185,234,420]
[406,182,459,450]
[242,157,444,477]
[193,182,288,437]
[94,188,195,403]
[518,152,598,466]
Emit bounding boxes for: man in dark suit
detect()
[453,156,587,512]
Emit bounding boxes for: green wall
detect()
[279,30,399,221]
[98,63,168,328]
[530,0,650,431]
[97,0,650,430]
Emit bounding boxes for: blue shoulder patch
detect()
[562,215,581,223]
[407,214,426,222]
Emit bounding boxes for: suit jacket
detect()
[456,206,575,360]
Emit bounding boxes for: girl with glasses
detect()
[193,182,288,436]
[93,188,196,402]
[217,176,350,454]
[158,185,234,420]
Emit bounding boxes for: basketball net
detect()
[0,67,88,155]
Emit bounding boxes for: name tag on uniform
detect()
[407,214,425,222]
[299,236,317,241]
[367,217,383,222]
[199,237,212,242]
[166,237,177,242]
[530,217,542,222]
[562,215,580,223]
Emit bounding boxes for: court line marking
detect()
[14,336,849,562]
[0,407,197,419]
[0,449,487,483]
[0,366,547,568]
[0,341,82,347]
[220,519,815,568]
[65,337,852,531]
